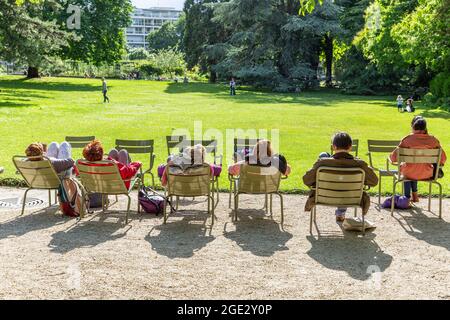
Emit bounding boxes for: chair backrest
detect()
[76,160,128,194]
[238,164,281,194]
[234,138,261,162]
[166,164,211,197]
[13,156,60,189]
[183,139,220,164]
[396,148,442,180]
[115,139,154,167]
[166,135,186,156]
[367,139,400,168]
[66,136,95,149]
[315,167,365,207]
[330,139,359,157]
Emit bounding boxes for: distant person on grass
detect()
[397,95,404,112]
[303,132,378,222]
[102,78,110,103]
[230,78,236,96]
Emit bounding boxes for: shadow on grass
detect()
[306,233,393,281]
[223,208,292,257]
[0,77,101,92]
[145,210,214,259]
[164,82,395,107]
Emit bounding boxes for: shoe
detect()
[412,192,419,203]
[336,215,345,223]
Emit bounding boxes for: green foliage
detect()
[430,73,450,99]
[59,0,133,66]
[146,14,185,52]
[128,48,150,61]
[139,49,186,78]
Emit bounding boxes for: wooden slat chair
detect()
[76,160,141,224]
[164,164,215,226]
[65,136,96,149]
[330,139,359,157]
[229,138,261,207]
[367,140,400,206]
[231,164,285,225]
[13,156,61,215]
[115,139,156,188]
[166,135,186,156]
[310,167,367,235]
[390,148,443,218]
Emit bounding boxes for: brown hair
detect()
[253,140,273,161]
[83,140,104,162]
[25,143,44,161]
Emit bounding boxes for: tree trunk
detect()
[27,66,40,79]
[324,34,333,88]
[209,69,217,83]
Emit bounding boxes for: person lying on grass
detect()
[228,140,291,177]
[25,142,74,176]
[80,140,141,189]
[390,116,447,205]
[303,132,378,222]
[160,144,222,187]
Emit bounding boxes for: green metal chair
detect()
[390,148,444,218]
[76,159,141,224]
[65,136,96,149]
[13,156,61,215]
[115,139,156,188]
[230,164,285,225]
[166,135,186,156]
[309,167,367,235]
[330,139,359,157]
[163,164,215,226]
[367,140,400,206]
[229,138,261,207]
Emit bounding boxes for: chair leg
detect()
[435,182,443,219]
[151,172,155,189]
[234,193,239,222]
[48,190,52,208]
[209,195,215,226]
[310,208,313,234]
[277,193,284,226]
[163,195,168,224]
[428,182,432,212]
[269,194,273,217]
[354,208,357,218]
[228,180,232,208]
[125,195,131,224]
[391,181,398,216]
[21,188,31,215]
[378,175,382,207]
[362,212,366,236]
[265,194,268,213]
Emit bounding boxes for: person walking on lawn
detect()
[102,78,110,103]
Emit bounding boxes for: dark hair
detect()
[411,115,423,127]
[413,118,427,131]
[332,132,353,150]
[83,140,104,162]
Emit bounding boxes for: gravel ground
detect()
[0,187,449,300]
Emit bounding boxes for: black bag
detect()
[138,186,174,215]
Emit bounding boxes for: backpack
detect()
[138,186,174,215]
[58,178,87,217]
[381,195,410,210]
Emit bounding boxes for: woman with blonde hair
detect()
[228,140,291,176]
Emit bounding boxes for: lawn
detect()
[0,75,449,195]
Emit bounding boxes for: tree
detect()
[146,14,185,52]
[128,47,150,60]
[0,0,72,78]
[59,0,133,66]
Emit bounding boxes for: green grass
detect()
[1,75,449,195]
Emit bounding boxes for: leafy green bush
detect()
[430,73,449,98]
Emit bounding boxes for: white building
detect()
[126,7,182,49]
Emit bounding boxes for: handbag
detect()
[138,186,174,215]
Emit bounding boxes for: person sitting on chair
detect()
[81,140,141,189]
[25,142,75,175]
[390,117,446,204]
[303,132,378,222]
[161,144,220,187]
[228,140,291,177]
